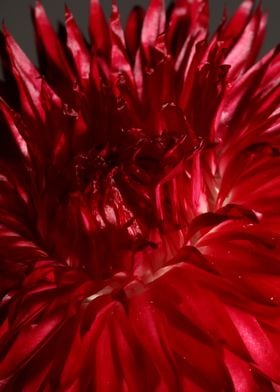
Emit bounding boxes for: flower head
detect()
[0,0,280,390]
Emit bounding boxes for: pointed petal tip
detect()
[35,0,42,7]
[2,25,26,54]
[110,0,120,20]
[90,0,101,6]
[34,0,41,10]
[1,22,10,36]
[1,25,15,48]
[64,4,72,20]
[33,0,46,18]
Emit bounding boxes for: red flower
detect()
[0,0,280,390]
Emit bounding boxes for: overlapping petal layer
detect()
[0,0,280,390]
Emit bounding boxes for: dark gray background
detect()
[0,0,279,66]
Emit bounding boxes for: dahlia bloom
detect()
[0,0,280,390]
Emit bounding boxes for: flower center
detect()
[38,131,198,281]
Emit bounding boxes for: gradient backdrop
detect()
[0,0,279,67]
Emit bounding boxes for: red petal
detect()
[89,0,110,56]
[65,6,90,85]
[110,1,134,84]
[125,6,145,63]
[141,0,165,60]
[0,99,30,161]
[224,348,257,391]
[32,1,74,83]
[226,306,280,382]
[2,27,46,122]
[225,6,267,79]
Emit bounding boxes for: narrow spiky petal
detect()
[0,1,280,390]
